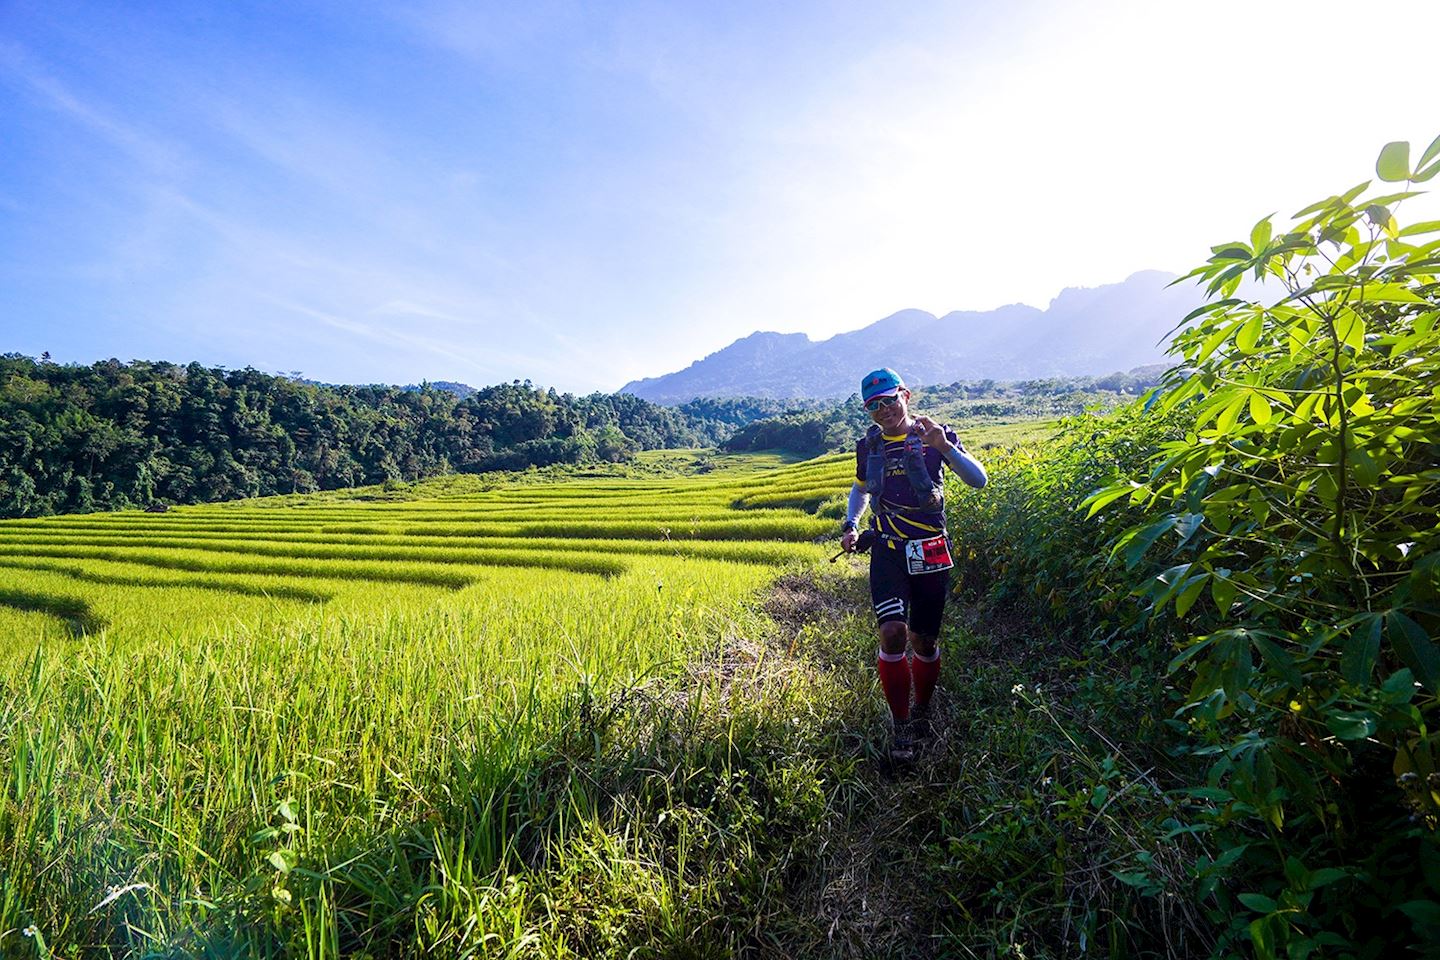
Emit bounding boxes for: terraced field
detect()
[0,452,856,956]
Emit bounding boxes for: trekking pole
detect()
[829,529,875,562]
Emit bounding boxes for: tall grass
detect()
[0,559,774,955]
[0,452,853,956]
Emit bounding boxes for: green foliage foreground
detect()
[950,138,1440,956]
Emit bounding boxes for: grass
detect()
[0,586,106,636]
[0,556,339,601]
[961,417,1062,450]
[0,452,843,956]
[1,423,1200,957]
[1,557,781,955]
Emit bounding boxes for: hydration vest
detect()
[863,423,945,514]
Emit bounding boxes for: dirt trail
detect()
[739,566,991,959]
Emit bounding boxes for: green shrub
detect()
[951,138,1440,957]
[1098,139,1440,956]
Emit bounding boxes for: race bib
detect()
[905,535,954,575]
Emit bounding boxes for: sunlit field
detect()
[0,452,855,957]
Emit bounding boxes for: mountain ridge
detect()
[622,271,1202,403]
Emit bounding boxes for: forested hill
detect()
[0,355,798,518]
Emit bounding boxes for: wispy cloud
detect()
[0,42,186,177]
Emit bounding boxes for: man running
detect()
[840,368,987,761]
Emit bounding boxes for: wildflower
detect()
[1011,683,1025,695]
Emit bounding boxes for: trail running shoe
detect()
[910,700,933,741]
[890,719,916,764]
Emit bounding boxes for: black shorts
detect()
[869,539,950,637]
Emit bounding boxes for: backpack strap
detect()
[902,431,945,512]
[863,424,887,500]
[863,423,944,513]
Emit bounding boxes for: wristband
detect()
[841,519,857,533]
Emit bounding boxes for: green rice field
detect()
[0,452,858,957]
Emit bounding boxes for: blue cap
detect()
[860,368,904,402]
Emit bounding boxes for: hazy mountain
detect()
[622,271,1205,402]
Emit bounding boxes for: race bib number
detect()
[905,535,954,575]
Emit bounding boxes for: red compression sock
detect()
[876,649,912,722]
[910,648,941,708]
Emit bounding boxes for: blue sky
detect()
[3,0,1438,392]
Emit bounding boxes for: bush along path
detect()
[947,138,1440,958]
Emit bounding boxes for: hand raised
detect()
[913,415,946,448]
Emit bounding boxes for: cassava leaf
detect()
[1335,311,1366,352]
[1253,635,1303,690]
[1249,392,1272,426]
[1339,181,1370,205]
[1215,392,1248,434]
[1082,483,1138,519]
[1210,574,1239,614]
[1250,217,1273,253]
[1325,711,1377,740]
[1119,515,1179,569]
[1398,219,1440,237]
[1351,448,1380,486]
[1359,282,1425,303]
[1341,615,1382,685]
[1387,611,1440,692]
[1175,573,1209,618]
[1236,314,1264,354]
[1419,133,1440,170]
[1376,141,1411,182]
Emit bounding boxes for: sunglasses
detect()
[864,394,901,413]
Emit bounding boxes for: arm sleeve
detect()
[845,483,870,529]
[940,429,987,488]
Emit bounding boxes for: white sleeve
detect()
[942,443,987,488]
[845,483,870,528]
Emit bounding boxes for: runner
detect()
[840,368,987,761]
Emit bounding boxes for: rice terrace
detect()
[0,451,867,949]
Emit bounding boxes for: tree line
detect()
[0,355,791,518]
